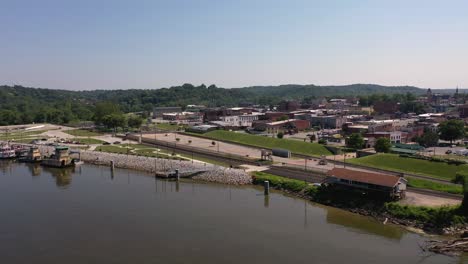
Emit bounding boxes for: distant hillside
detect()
[236,84,424,99]
[0,83,431,125]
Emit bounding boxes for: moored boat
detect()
[19,146,42,163]
[0,144,16,159]
[41,146,75,168]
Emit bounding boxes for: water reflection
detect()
[26,163,41,176]
[0,159,15,173]
[326,207,405,240]
[41,166,76,189]
[0,162,460,263]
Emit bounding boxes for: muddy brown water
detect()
[0,161,465,264]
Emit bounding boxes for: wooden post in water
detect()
[175,169,180,181]
[264,180,270,195]
[110,160,115,170]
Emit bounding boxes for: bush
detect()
[447,159,466,166]
[384,202,464,227]
[277,132,284,139]
[318,139,327,145]
[176,138,180,142]
[429,157,445,163]
[252,171,309,192]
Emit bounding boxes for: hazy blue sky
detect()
[1,0,467,90]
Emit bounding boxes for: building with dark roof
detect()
[325,168,407,199]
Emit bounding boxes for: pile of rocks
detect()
[193,167,252,185]
[79,150,252,185]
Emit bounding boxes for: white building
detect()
[219,114,260,127]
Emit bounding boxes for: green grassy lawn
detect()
[0,130,47,140]
[406,177,463,194]
[11,138,41,144]
[96,145,130,154]
[348,154,468,180]
[96,144,187,160]
[200,130,332,156]
[73,138,105,145]
[64,129,102,137]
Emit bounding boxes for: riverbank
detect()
[251,171,467,255]
[79,150,252,185]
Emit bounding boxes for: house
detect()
[364,131,402,147]
[459,104,468,118]
[309,115,346,129]
[325,168,407,199]
[162,112,203,124]
[153,107,182,118]
[252,119,310,134]
[219,114,260,128]
[278,100,300,112]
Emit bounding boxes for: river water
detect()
[0,161,465,264]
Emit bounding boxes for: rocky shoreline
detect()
[78,150,252,185]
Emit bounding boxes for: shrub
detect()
[430,157,445,162]
[252,172,308,192]
[277,132,284,139]
[447,159,466,166]
[318,139,327,145]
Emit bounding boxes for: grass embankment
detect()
[200,130,332,156]
[155,123,187,131]
[407,177,463,195]
[73,138,105,145]
[64,129,102,137]
[0,130,47,140]
[348,154,468,180]
[252,171,318,193]
[96,144,188,161]
[384,203,466,227]
[252,172,466,229]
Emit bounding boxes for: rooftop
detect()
[327,168,402,188]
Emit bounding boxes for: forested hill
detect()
[0,83,425,125]
[79,84,424,110]
[235,84,424,98]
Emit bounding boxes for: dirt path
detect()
[401,192,461,207]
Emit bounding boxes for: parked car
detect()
[103,142,111,145]
[113,141,121,145]
[445,150,452,154]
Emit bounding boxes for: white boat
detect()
[0,144,16,159]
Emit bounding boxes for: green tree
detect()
[374,137,391,153]
[277,132,284,139]
[346,133,364,149]
[438,120,465,144]
[102,113,127,132]
[127,115,143,128]
[416,131,439,147]
[94,102,121,125]
[454,172,468,214]
[310,134,316,142]
[318,139,327,145]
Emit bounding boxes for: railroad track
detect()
[179,132,457,185]
[127,133,464,200]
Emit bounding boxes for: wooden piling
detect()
[264,180,269,195]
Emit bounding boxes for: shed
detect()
[325,168,407,199]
